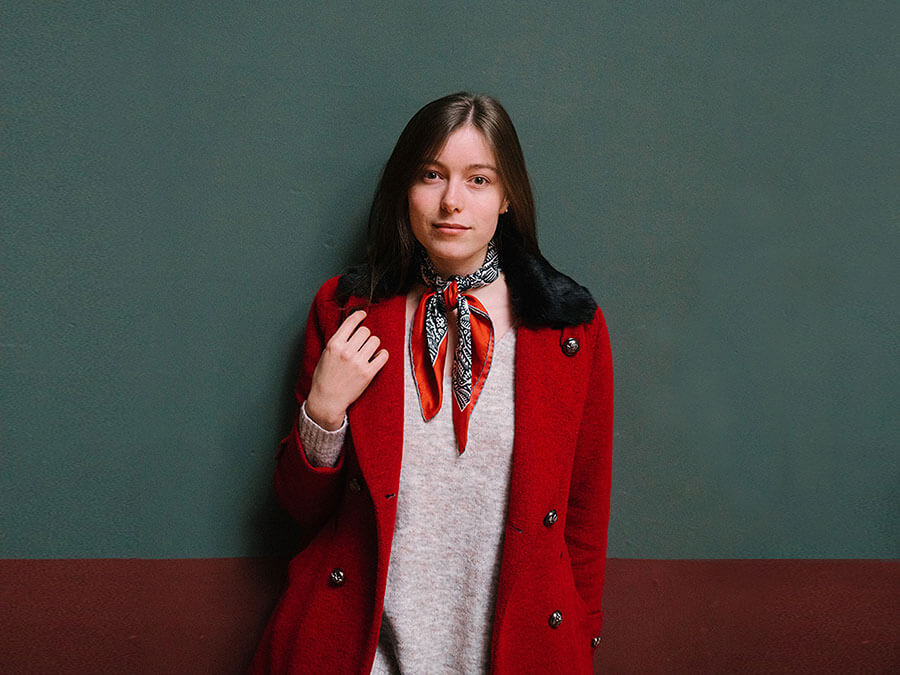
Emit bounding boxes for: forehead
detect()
[428,125,498,169]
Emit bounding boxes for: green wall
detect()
[3,3,897,558]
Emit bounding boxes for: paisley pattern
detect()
[410,241,500,452]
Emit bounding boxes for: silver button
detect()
[329,568,345,587]
[548,610,563,628]
[562,337,580,356]
[543,510,558,527]
[348,477,361,493]
[591,636,602,648]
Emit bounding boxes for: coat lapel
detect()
[504,324,585,531]
[491,321,589,653]
[347,295,406,524]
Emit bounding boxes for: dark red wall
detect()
[2,558,897,673]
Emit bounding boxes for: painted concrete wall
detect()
[2,2,897,558]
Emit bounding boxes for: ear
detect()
[500,199,509,214]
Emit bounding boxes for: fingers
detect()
[333,310,383,356]
[308,311,390,423]
[326,310,388,370]
[354,335,389,376]
[369,348,389,372]
[332,310,373,352]
[357,333,380,360]
[346,324,371,352]
[333,309,368,342]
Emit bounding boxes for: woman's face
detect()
[408,125,508,277]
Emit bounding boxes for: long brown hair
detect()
[347,92,542,301]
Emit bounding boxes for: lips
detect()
[433,222,469,231]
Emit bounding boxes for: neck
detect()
[428,259,481,278]
[420,240,499,289]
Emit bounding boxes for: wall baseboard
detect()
[596,558,898,673]
[1,558,896,673]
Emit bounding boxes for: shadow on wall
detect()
[246,190,370,558]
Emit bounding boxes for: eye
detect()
[471,175,489,186]
[423,169,440,181]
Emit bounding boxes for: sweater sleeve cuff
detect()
[299,400,347,468]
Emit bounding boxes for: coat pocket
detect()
[492,553,593,674]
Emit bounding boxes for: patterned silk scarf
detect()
[410,241,500,453]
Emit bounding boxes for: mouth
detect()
[433,222,469,231]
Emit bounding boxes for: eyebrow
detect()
[424,160,499,173]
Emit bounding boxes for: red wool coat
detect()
[251,274,613,674]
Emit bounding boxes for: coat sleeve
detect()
[565,307,614,644]
[273,276,348,533]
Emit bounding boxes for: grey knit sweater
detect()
[300,322,516,673]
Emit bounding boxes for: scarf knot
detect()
[439,280,459,312]
[410,241,500,453]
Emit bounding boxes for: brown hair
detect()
[347,92,542,301]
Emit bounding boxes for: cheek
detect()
[479,200,502,229]
[407,191,428,244]
[407,189,428,223]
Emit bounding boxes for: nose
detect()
[440,180,463,213]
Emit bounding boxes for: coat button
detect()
[348,477,361,494]
[591,636,602,648]
[548,610,563,629]
[543,510,558,527]
[329,568,345,587]
[562,337,580,356]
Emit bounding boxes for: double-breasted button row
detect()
[329,568,345,587]
[562,337,580,356]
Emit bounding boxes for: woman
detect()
[252,93,613,674]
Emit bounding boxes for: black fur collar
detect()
[499,236,597,328]
[337,235,596,329]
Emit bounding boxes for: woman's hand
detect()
[305,310,389,430]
